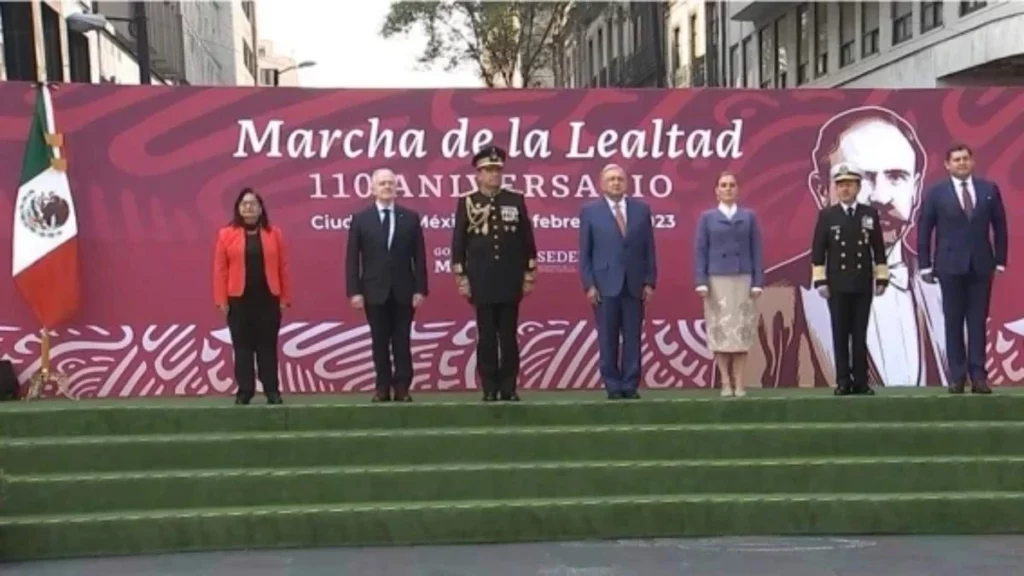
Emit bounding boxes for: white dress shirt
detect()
[376,201,395,250]
[952,176,976,211]
[606,195,626,225]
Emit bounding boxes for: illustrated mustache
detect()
[870,203,908,224]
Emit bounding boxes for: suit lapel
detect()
[972,179,987,220]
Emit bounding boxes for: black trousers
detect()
[827,290,873,390]
[364,292,414,396]
[475,301,521,395]
[227,296,281,399]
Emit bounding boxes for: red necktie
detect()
[960,181,974,218]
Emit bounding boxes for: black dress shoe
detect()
[971,382,993,394]
[482,392,498,402]
[500,392,521,402]
[266,394,283,405]
[607,392,623,400]
[949,381,966,394]
[235,396,251,405]
[834,386,850,396]
[624,391,641,400]
[853,387,875,396]
[394,393,413,402]
[371,394,392,403]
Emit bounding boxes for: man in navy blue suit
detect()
[579,164,657,400]
[917,144,1007,394]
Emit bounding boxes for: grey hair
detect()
[600,163,626,178]
[371,168,396,183]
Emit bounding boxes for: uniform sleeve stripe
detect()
[811,265,826,282]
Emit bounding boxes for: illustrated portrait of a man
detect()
[750,105,949,388]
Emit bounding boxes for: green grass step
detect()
[5,457,1024,516]
[4,422,1024,474]
[2,492,1023,561]
[2,394,1022,437]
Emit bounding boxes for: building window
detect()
[729,43,740,87]
[1,2,38,81]
[588,38,596,84]
[690,13,702,86]
[597,28,605,85]
[758,25,773,88]
[892,2,913,44]
[689,12,698,62]
[615,16,624,59]
[774,15,788,88]
[672,26,681,72]
[814,2,828,77]
[633,14,640,50]
[241,1,255,24]
[861,2,879,57]
[260,69,275,85]
[40,4,63,82]
[743,35,755,88]
[243,39,256,79]
[839,2,855,67]
[959,1,987,16]
[921,1,944,31]
[606,20,613,58]
[68,30,91,82]
[707,2,720,87]
[796,3,810,85]
[707,2,719,48]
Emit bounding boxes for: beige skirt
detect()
[703,274,758,353]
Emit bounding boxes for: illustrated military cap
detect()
[830,162,863,183]
[472,145,507,169]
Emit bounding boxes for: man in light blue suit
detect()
[579,164,657,400]
[917,144,1008,394]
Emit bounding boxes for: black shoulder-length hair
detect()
[230,187,271,229]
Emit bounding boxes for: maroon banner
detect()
[1,83,1023,397]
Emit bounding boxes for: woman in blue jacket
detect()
[693,171,764,397]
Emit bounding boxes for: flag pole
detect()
[17,83,78,402]
[24,329,75,401]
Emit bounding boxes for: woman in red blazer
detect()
[213,188,292,405]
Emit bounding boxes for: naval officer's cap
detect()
[831,162,863,183]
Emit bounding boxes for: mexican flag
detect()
[11,84,80,329]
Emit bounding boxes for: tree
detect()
[380,1,574,88]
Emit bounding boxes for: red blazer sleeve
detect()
[275,226,293,306]
[213,228,229,307]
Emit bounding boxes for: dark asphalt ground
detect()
[3,536,1024,575]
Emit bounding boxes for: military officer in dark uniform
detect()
[811,162,889,396]
[452,145,539,401]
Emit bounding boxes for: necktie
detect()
[847,206,855,218]
[960,181,974,218]
[381,208,391,248]
[613,202,626,235]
